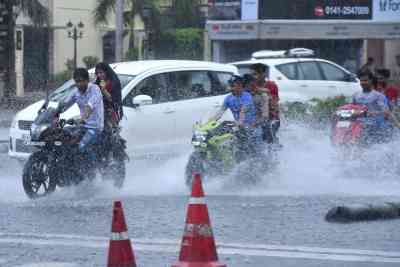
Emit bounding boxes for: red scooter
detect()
[331,103,368,146]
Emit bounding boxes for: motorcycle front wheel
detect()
[22,151,57,199]
[100,155,126,189]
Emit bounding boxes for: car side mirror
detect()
[345,73,357,82]
[132,94,153,107]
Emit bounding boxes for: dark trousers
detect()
[262,120,280,144]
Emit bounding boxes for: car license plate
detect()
[22,134,31,145]
[337,121,351,128]
[23,134,45,146]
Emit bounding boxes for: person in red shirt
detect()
[376,75,399,110]
[251,63,280,144]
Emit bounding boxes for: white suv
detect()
[230,48,361,103]
[9,60,237,160]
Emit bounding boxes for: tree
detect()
[171,0,202,28]
[3,0,48,101]
[93,0,161,59]
[82,56,100,69]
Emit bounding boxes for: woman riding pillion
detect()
[94,62,123,131]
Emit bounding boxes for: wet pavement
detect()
[1,123,400,266]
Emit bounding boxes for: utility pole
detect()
[115,0,124,62]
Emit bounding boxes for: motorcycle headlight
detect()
[336,110,354,118]
[193,131,207,142]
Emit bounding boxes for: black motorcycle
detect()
[22,102,128,199]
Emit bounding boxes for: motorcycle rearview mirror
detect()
[38,99,49,115]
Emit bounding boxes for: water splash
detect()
[1,121,400,203]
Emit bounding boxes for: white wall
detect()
[52,0,104,73]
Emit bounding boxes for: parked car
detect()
[230,48,361,103]
[9,60,237,160]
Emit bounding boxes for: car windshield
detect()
[48,74,135,102]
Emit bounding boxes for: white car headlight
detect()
[31,124,49,135]
[11,116,18,129]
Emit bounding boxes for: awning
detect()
[207,20,400,40]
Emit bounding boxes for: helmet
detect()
[228,75,244,86]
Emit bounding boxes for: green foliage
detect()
[92,0,205,60]
[284,101,309,121]
[93,0,116,24]
[82,56,100,69]
[125,46,138,61]
[174,28,203,59]
[284,95,349,124]
[51,70,72,88]
[308,95,348,123]
[156,28,203,60]
[172,0,202,28]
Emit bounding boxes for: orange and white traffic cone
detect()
[107,201,137,267]
[172,173,227,267]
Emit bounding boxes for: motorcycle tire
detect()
[101,156,126,189]
[185,152,205,188]
[22,151,57,199]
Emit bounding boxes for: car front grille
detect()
[15,139,37,153]
[18,120,33,131]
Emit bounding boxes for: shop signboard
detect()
[207,22,259,39]
[259,0,372,20]
[373,0,400,21]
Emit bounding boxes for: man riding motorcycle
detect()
[58,68,104,170]
[212,75,261,157]
[352,72,399,144]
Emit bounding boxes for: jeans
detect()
[79,128,100,165]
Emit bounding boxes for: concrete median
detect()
[326,202,400,223]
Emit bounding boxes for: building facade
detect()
[11,0,127,97]
[206,0,400,79]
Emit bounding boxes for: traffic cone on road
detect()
[107,201,137,267]
[172,173,227,267]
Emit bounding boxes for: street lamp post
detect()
[66,21,84,70]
